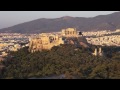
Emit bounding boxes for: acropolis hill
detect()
[29,28,89,53]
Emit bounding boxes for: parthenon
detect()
[62,28,78,37]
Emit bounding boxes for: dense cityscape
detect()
[0,33,30,58]
[0,29,120,58]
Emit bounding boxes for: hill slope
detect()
[0,12,120,33]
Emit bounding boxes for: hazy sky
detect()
[0,11,118,29]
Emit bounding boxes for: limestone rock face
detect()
[78,36,89,48]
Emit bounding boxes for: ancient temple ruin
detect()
[29,33,64,53]
[29,28,88,53]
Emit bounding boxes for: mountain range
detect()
[0,12,120,34]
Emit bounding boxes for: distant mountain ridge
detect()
[0,12,120,34]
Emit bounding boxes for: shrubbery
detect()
[1,45,120,79]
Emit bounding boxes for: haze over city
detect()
[0,11,118,29]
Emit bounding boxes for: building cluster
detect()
[82,30,120,37]
[86,35,120,46]
[0,33,30,57]
[83,30,120,46]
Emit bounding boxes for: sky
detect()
[0,11,118,29]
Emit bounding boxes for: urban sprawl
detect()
[0,28,120,58]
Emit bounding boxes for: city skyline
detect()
[0,11,118,29]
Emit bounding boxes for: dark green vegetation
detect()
[0,45,120,79]
[1,12,120,33]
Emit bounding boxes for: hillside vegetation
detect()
[0,45,120,79]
